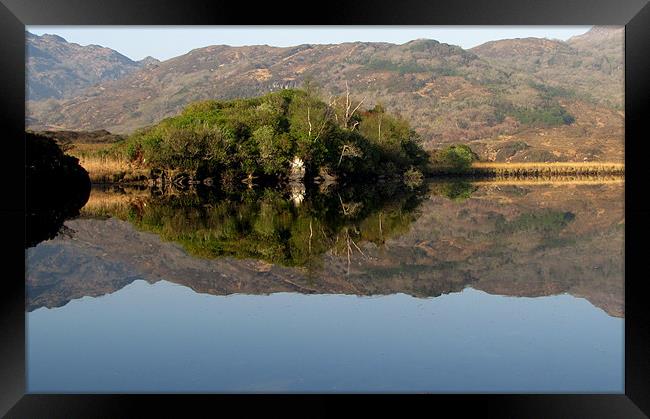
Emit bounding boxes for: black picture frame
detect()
[2,0,649,416]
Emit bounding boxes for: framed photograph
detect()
[2,0,649,416]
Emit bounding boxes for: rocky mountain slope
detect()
[470,26,624,110]
[26,31,159,101]
[26,27,624,162]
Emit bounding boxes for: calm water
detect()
[26,179,625,393]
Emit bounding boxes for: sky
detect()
[27,26,592,62]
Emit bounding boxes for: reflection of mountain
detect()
[26,181,624,317]
[329,181,624,316]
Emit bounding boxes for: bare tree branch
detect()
[307,106,312,139]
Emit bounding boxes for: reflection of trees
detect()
[428,180,477,201]
[93,182,429,270]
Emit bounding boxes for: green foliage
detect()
[431,144,479,173]
[509,104,575,127]
[529,82,577,100]
[366,59,427,74]
[253,126,292,175]
[118,89,428,181]
[366,59,458,76]
[488,95,576,128]
[358,106,429,170]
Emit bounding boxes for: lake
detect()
[25,179,625,393]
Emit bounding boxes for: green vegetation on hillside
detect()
[510,105,575,127]
[491,96,576,128]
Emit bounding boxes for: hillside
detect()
[470,26,624,110]
[468,26,624,162]
[26,31,158,101]
[26,27,624,162]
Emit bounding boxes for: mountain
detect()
[25,27,624,162]
[466,26,624,162]
[26,32,158,101]
[470,26,624,110]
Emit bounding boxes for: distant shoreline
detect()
[429,161,625,179]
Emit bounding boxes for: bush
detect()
[432,144,479,173]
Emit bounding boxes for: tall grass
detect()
[75,154,150,183]
[434,161,626,178]
[66,142,148,183]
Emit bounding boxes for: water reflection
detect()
[26,179,624,317]
[106,181,427,269]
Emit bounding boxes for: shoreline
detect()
[430,161,625,177]
[82,161,625,186]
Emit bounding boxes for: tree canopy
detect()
[119,89,430,182]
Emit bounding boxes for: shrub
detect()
[432,144,479,173]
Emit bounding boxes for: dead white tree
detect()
[322,82,365,131]
[343,81,365,130]
[307,106,312,138]
[337,144,363,167]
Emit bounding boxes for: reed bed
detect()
[76,154,149,184]
[467,161,625,177]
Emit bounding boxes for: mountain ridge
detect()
[26,27,624,162]
[26,31,159,101]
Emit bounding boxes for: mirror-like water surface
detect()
[26,179,625,392]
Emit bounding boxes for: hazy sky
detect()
[27,26,592,62]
